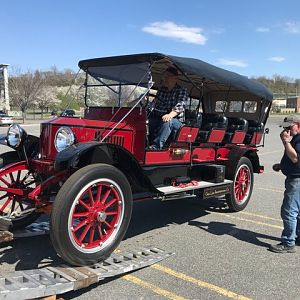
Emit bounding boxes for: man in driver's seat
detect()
[149,67,188,149]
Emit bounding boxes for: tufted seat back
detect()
[197,113,228,143]
[223,117,248,144]
[243,120,264,145]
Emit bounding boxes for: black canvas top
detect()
[79,53,273,102]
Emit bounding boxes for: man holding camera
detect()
[269,115,300,253]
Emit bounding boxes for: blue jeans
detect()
[149,116,182,149]
[281,177,300,246]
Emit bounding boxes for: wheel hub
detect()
[96,211,107,222]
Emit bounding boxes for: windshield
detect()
[85,62,152,107]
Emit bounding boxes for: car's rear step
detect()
[157,179,232,195]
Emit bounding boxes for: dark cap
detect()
[165,66,178,76]
[280,115,300,127]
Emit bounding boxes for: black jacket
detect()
[280,134,300,177]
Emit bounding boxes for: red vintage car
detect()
[0,53,272,266]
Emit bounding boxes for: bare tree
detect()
[255,75,300,98]
[35,87,57,119]
[9,70,45,122]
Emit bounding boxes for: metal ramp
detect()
[0,247,174,300]
[0,220,174,299]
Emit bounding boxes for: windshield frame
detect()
[83,62,153,108]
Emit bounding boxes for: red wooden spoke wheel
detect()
[0,161,40,229]
[226,157,254,212]
[50,164,132,266]
[69,179,123,251]
[234,164,251,204]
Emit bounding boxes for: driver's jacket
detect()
[152,84,188,122]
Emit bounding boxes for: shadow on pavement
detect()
[0,235,64,271]
[189,220,281,248]
[125,197,221,239]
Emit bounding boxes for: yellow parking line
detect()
[261,171,282,175]
[256,186,284,193]
[259,150,282,156]
[152,264,251,300]
[239,211,281,222]
[209,211,283,230]
[123,274,186,300]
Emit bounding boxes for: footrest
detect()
[157,179,232,195]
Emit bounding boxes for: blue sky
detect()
[1,0,300,79]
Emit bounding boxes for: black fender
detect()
[54,142,158,194]
[0,134,40,168]
[24,135,40,158]
[221,146,261,178]
[0,151,20,168]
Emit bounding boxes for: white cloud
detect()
[218,58,248,68]
[142,21,207,45]
[268,56,286,62]
[284,21,300,34]
[256,27,270,32]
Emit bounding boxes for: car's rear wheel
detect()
[50,164,132,266]
[225,157,253,211]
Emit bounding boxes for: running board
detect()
[0,179,232,244]
[0,247,174,300]
[157,179,232,195]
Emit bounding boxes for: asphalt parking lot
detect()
[0,116,299,300]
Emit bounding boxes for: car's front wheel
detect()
[50,164,132,266]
